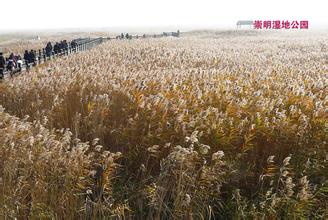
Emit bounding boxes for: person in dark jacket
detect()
[63,40,68,50]
[45,42,53,57]
[24,50,30,66]
[0,52,5,79]
[72,40,77,48]
[9,53,17,69]
[59,41,64,54]
[54,42,60,55]
[29,50,36,66]
[9,53,15,63]
[61,40,68,54]
[6,57,15,74]
[70,40,78,52]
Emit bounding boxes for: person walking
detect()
[54,42,60,55]
[6,56,15,76]
[45,42,53,57]
[0,52,5,79]
[24,50,30,69]
[29,50,36,66]
[16,55,23,72]
[70,40,77,52]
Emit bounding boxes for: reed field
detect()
[0,31,327,219]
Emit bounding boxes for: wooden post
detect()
[38,49,42,64]
[43,48,46,62]
[25,60,29,71]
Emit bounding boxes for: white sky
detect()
[1,0,327,30]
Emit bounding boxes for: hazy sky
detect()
[1,0,327,30]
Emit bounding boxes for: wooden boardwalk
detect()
[0,30,180,78]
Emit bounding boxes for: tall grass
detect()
[0,33,327,219]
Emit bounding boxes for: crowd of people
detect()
[0,52,24,78]
[116,33,139,40]
[0,39,79,79]
[0,49,39,79]
[0,32,180,80]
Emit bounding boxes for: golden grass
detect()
[0,32,327,219]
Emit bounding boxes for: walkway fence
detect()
[0,30,180,78]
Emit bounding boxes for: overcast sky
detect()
[1,0,327,30]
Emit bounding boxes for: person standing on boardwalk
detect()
[45,42,53,57]
[7,53,16,74]
[24,50,30,66]
[70,40,77,52]
[54,42,60,55]
[59,41,65,54]
[0,52,5,79]
[16,55,23,72]
[29,50,36,66]
[62,40,68,54]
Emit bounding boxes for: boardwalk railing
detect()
[1,37,105,77]
[0,30,180,78]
